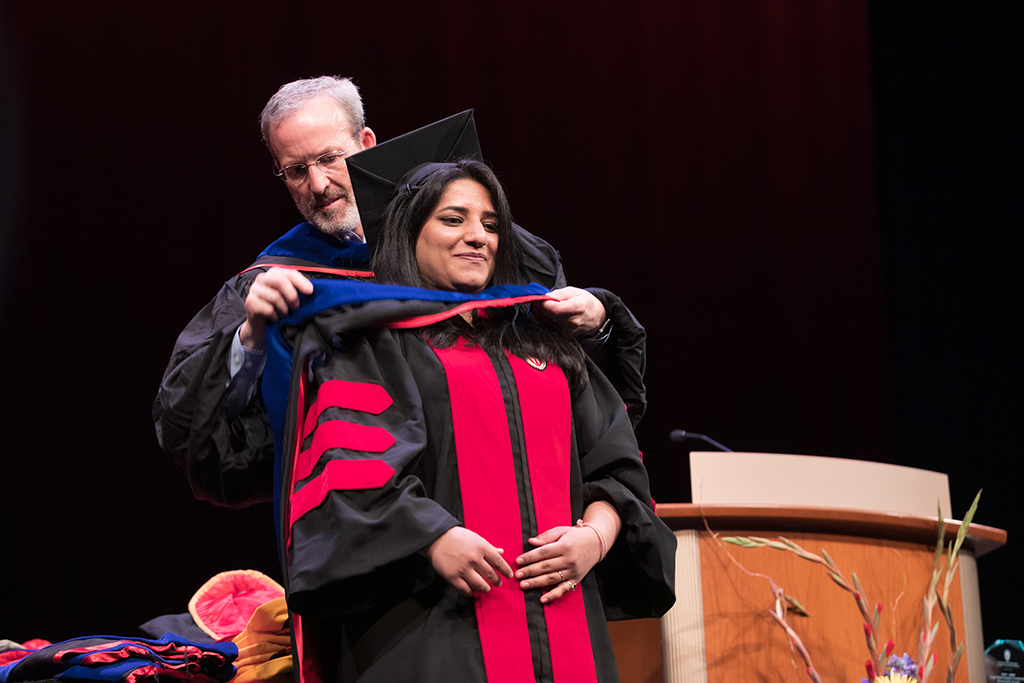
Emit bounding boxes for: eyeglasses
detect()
[273,134,361,183]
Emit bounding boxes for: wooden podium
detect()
[608,453,1007,683]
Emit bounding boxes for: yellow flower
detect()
[874,675,918,683]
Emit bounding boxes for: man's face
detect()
[267,97,376,238]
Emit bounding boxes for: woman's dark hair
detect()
[372,159,587,391]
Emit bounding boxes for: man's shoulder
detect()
[221,222,373,288]
[258,221,371,270]
[238,255,373,279]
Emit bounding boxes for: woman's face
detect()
[416,178,499,293]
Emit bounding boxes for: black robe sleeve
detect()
[582,288,647,427]
[284,327,460,616]
[574,358,676,619]
[153,271,277,508]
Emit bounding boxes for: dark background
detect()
[1,0,1020,652]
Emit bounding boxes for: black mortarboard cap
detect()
[347,110,482,255]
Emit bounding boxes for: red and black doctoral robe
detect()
[266,282,675,683]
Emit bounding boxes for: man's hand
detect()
[423,527,514,596]
[534,287,607,337]
[238,268,314,350]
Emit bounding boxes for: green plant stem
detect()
[768,609,825,683]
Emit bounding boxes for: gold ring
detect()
[567,580,577,591]
[557,570,565,582]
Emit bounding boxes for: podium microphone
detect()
[669,429,734,452]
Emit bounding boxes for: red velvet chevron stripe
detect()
[287,379,397,542]
[289,459,396,527]
[293,420,395,483]
[302,380,393,439]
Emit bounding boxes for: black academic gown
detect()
[154,223,647,510]
[262,281,675,683]
[154,224,374,508]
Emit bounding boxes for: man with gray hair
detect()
[154,76,646,508]
[259,76,371,241]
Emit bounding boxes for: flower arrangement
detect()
[717,490,981,683]
[870,651,919,682]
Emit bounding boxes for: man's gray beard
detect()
[302,197,362,239]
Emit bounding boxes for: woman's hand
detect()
[423,527,514,597]
[514,526,601,604]
[515,501,621,604]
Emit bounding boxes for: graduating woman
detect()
[264,152,675,683]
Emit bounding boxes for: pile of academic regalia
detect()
[0,570,291,683]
